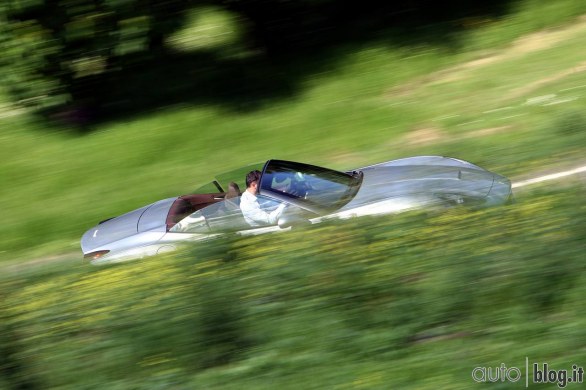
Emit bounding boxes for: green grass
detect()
[1,3,585,388]
[1,0,586,263]
[1,185,584,388]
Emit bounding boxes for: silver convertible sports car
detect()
[81,156,512,264]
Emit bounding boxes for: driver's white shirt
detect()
[240,190,285,227]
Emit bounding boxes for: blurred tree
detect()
[219,0,510,54]
[0,0,513,126]
[0,0,191,123]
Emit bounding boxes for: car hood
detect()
[81,197,176,253]
[341,164,495,210]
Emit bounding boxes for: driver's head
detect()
[246,170,262,192]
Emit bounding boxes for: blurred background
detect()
[1,0,585,388]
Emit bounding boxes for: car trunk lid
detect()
[81,198,176,253]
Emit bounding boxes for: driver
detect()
[240,170,286,227]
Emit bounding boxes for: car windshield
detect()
[259,160,363,213]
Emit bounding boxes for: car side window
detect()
[169,210,210,233]
[170,197,251,233]
[203,197,250,232]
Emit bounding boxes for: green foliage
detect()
[1,1,585,386]
[0,18,64,108]
[1,0,586,260]
[3,0,585,120]
[0,0,190,112]
[1,187,584,387]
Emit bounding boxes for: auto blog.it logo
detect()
[472,363,522,383]
[472,358,584,388]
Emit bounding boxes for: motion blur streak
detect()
[512,165,586,188]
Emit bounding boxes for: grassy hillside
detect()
[1,0,586,262]
[1,185,584,388]
[1,2,585,388]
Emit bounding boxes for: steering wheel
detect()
[288,179,306,197]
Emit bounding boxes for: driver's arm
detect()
[241,198,285,226]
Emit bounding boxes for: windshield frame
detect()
[259,159,363,214]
